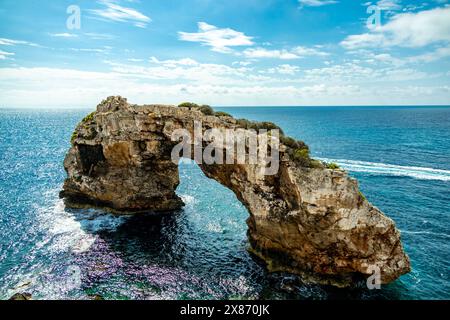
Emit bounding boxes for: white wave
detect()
[180,194,196,206]
[206,222,224,233]
[318,158,450,182]
[36,190,128,254]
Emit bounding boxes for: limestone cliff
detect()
[60,96,411,287]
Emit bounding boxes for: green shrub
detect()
[359,191,367,201]
[235,119,284,134]
[290,147,309,166]
[178,102,199,109]
[178,102,216,115]
[280,135,296,148]
[180,107,325,169]
[280,135,307,150]
[256,122,284,135]
[326,162,340,169]
[81,111,95,123]
[236,118,252,129]
[233,117,323,169]
[198,105,215,116]
[215,111,232,117]
[293,147,310,161]
[310,159,325,169]
[71,131,78,144]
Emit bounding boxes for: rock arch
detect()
[61,96,410,287]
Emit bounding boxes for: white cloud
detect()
[90,0,151,28]
[149,56,199,67]
[178,22,254,53]
[347,44,450,66]
[293,46,330,56]
[232,61,252,66]
[0,65,448,107]
[341,7,450,49]
[0,50,15,60]
[298,0,338,7]
[302,61,434,83]
[102,58,256,84]
[408,45,450,63]
[0,38,40,47]
[266,64,300,75]
[69,48,110,53]
[376,0,402,10]
[84,33,115,40]
[50,33,79,38]
[243,48,299,59]
[243,46,328,59]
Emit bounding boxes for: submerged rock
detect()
[60,96,410,287]
[9,293,32,300]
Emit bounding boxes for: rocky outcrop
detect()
[60,96,410,287]
[9,293,32,300]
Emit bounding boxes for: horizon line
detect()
[1,104,450,109]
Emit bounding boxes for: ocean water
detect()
[0,106,449,300]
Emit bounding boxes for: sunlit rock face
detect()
[60,96,410,287]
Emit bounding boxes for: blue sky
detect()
[0,0,449,107]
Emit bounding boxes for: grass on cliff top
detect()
[178,102,215,116]
[177,102,332,169]
[81,111,96,123]
[326,162,340,169]
[71,111,97,145]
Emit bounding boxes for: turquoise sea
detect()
[0,106,449,300]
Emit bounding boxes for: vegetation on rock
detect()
[236,119,284,135]
[359,191,367,201]
[326,162,340,169]
[214,111,232,117]
[178,102,215,116]
[178,102,199,110]
[71,131,78,144]
[198,105,215,116]
[178,102,324,168]
[81,111,96,123]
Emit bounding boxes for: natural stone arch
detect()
[61,96,410,287]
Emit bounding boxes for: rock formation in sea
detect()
[60,96,411,287]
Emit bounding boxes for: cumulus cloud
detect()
[341,7,450,49]
[178,22,254,53]
[0,66,377,106]
[408,45,450,63]
[2,52,447,108]
[375,0,402,10]
[266,64,300,75]
[2,65,447,107]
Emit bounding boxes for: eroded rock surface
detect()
[60,96,410,287]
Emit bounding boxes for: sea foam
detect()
[318,158,450,182]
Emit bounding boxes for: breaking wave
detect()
[318,158,450,182]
